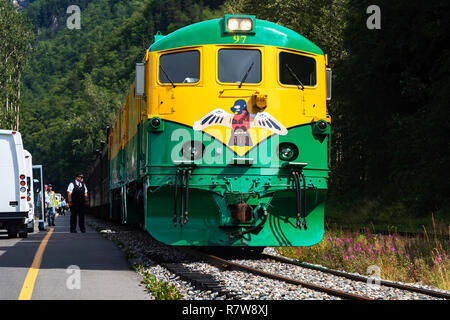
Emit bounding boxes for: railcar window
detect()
[279,52,316,86]
[159,50,200,84]
[218,49,261,84]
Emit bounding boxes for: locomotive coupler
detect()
[230,207,268,237]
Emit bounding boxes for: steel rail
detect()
[262,253,450,300]
[180,248,373,300]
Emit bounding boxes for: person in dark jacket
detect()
[67,173,88,233]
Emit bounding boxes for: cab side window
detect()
[279,52,316,86]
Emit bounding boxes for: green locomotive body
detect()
[87,15,332,247]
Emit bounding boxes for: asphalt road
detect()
[0,213,149,300]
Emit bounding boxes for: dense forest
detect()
[1,0,448,224]
[19,0,224,190]
[0,0,34,129]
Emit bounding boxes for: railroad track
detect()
[261,253,450,300]
[178,247,373,300]
[161,262,239,299]
[90,218,448,300]
[175,247,449,300]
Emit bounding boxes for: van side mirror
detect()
[136,63,145,96]
[326,67,332,101]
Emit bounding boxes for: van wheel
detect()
[19,232,28,238]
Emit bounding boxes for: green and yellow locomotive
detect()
[87,15,332,247]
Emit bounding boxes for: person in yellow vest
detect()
[55,197,60,215]
[45,184,57,226]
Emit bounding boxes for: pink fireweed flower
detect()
[390,247,396,252]
[434,255,443,265]
[344,255,349,260]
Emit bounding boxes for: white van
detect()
[0,130,30,238]
[24,149,35,232]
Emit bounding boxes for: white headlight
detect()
[240,19,253,31]
[227,18,239,31]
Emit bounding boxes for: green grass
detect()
[277,215,449,290]
[133,264,183,300]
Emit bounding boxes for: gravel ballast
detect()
[87,215,447,300]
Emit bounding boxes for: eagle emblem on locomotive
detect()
[193,99,288,147]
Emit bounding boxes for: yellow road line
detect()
[18,228,54,300]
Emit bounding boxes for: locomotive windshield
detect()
[159,50,200,84]
[218,49,261,84]
[279,52,316,86]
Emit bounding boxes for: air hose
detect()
[183,170,192,225]
[292,171,302,229]
[173,169,192,228]
[300,171,307,230]
[179,170,185,227]
[173,170,179,227]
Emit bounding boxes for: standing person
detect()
[60,197,66,216]
[39,184,48,231]
[67,174,88,233]
[55,196,60,215]
[45,184,57,226]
